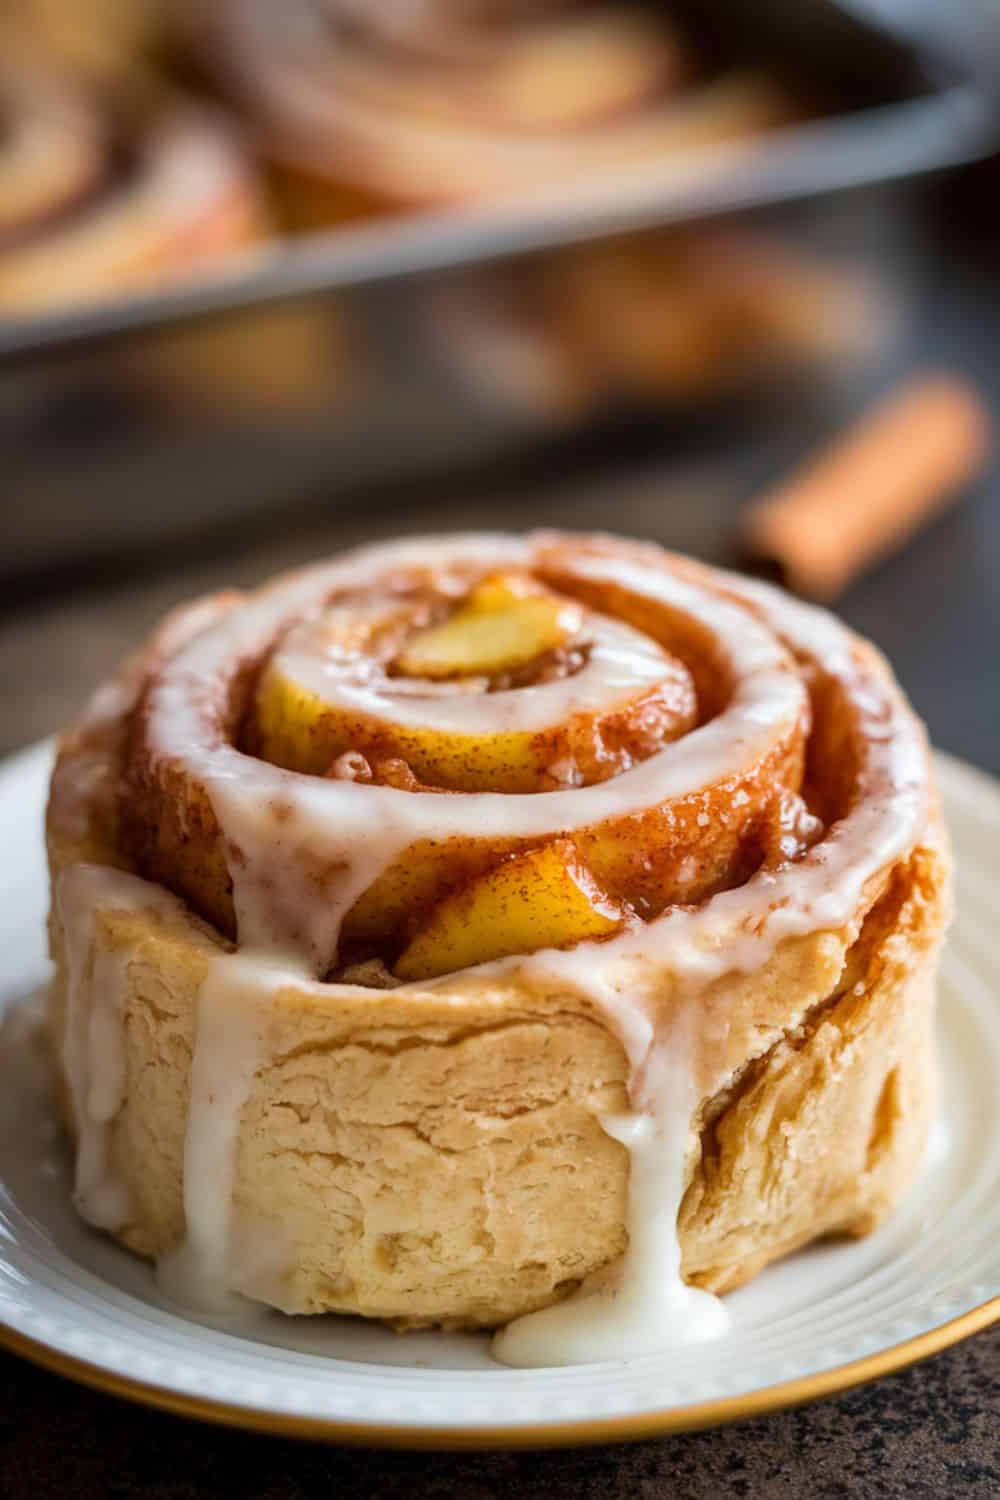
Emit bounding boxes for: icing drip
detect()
[157,953,270,1313]
[59,868,133,1232]
[490,957,729,1364]
[495,1040,727,1366]
[54,532,934,1359]
[57,862,277,1313]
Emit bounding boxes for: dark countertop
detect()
[1,176,999,1493]
[2,1327,1000,1499]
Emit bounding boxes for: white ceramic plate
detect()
[1,740,998,1448]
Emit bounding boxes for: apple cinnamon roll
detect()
[47,533,950,1362]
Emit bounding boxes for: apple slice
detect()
[253,562,700,801]
[394,575,580,680]
[393,839,625,982]
[255,657,568,792]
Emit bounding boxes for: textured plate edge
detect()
[0,739,998,1449]
[4,1300,1000,1450]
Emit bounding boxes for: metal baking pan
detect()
[0,0,994,583]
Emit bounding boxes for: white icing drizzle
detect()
[157,952,270,1313]
[501,557,928,996]
[147,538,807,966]
[58,866,133,1232]
[54,533,933,1361]
[56,863,273,1313]
[494,1033,727,1366]
[275,608,675,737]
[57,864,183,1233]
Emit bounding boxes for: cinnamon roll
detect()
[46,533,950,1363]
[0,59,266,315]
[206,0,795,225]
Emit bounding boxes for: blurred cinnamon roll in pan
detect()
[47,532,950,1363]
[203,0,797,227]
[198,2,858,419]
[0,48,352,427]
[0,59,266,316]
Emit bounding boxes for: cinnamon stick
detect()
[743,375,990,599]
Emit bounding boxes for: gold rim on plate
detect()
[2,1297,999,1449]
